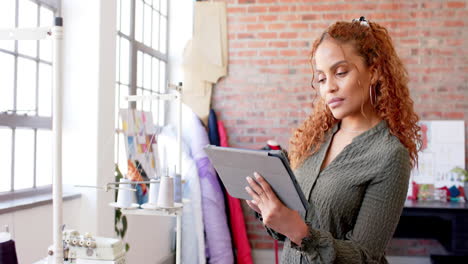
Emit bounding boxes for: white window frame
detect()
[0,0,58,199]
[115,0,169,169]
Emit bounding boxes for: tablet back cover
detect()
[204,145,307,214]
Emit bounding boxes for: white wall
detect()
[61,0,114,237]
[0,199,81,264]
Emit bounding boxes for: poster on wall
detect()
[120,109,160,179]
[409,120,465,189]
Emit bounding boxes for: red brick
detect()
[280,50,298,56]
[302,14,318,21]
[279,14,300,21]
[247,23,266,31]
[268,41,288,48]
[248,41,267,48]
[227,7,246,13]
[258,32,277,39]
[268,23,286,30]
[290,23,309,30]
[269,6,289,12]
[247,6,268,13]
[260,50,278,56]
[322,13,344,20]
[239,0,256,3]
[238,16,258,23]
[280,32,298,39]
[444,20,465,27]
[259,15,277,22]
[447,1,466,8]
[238,33,255,39]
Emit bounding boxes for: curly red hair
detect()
[289,20,422,169]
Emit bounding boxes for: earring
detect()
[369,84,376,106]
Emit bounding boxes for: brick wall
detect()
[211,0,468,256]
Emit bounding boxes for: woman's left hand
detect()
[245,172,308,244]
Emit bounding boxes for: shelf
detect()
[118,199,188,217]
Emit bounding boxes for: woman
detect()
[245,17,422,264]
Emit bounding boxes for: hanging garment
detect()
[208,109,221,147]
[218,120,254,264]
[181,104,234,263]
[158,126,205,264]
[182,1,228,125]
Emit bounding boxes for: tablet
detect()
[204,145,308,214]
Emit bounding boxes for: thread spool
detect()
[148,181,160,205]
[173,165,182,203]
[116,178,134,207]
[157,175,174,208]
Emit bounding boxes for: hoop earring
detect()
[369,84,377,106]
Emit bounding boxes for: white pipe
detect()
[52,17,64,264]
[177,87,182,176]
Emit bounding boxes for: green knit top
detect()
[265,120,412,264]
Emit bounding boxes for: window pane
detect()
[0,0,16,51]
[36,129,52,187]
[118,84,129,132]
[135,0,143,43]
[161,0,167,16]
[136,88,143,110]
[0,52,15,112]
[120,37,130,85]
[159,61,166,125]
[159,61,165,93]
[39,6,53,62]
[151,100,159,126]
[115,84,119,130]
[153,0,160,11]
[16,57,37,115]
[160,16,166,54]
[151,10,159,50]
[144,3,152,47]
[120,85,129,109]
[152,57,159,92]
[14,128,34,190]
[18,0,38,57]
[143,89,150,112]
[118,132,127,172]
[137,51,143,88]
[144,53,151,89]
[38,63,52,117]
[0,128,12,192]
[121,0,131,36]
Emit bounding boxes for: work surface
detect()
[394,200,468,260]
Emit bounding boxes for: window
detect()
[0,0,57,193]
[115,0,169,172]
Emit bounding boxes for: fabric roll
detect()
[218,119,254,264]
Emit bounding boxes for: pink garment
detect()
[217,120,254,264]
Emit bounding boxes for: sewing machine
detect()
[36,229,126,264]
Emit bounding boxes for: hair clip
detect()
[352,16,369,27]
